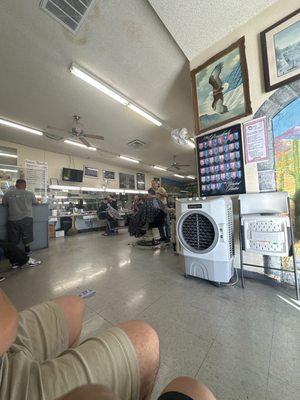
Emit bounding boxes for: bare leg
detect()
[53,296,85,347]
[117,320,160,400]
[160,377,216,400]
[56,384,119,400]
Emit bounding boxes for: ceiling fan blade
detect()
[79,136,93,147]
[84,134,104,140]
[44,132,64,141]
[46,125,68,133]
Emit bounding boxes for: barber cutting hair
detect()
[2,179,38,255]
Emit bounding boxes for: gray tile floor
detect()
[1,230,299,400]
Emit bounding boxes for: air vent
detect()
[40,0,96,34]
[127,139,146,150]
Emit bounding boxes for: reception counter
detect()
[0,204,49,250]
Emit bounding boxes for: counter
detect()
[0,204,49,250]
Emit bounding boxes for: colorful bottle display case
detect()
[196,124,246,197]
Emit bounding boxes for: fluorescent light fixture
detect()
[153,165,167,171]
[0,118,43,136]
[174,174,185,178]
[81,187,104,192]
[187,176,196,179]
[54,195,68,199]
[119,155,139,164]
[0,152,18,158]
[0,168,18,172]
[187,139,195,148]
[128,104,162,127]
[49,185,80,191]
[70,64,129,106]
[64,139,96,151]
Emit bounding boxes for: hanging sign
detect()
[243,117,269,164]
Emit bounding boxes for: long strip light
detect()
[70,65,129,106]
[128,104,162,127]
[186,176,196,180]
[64,139,96,151]
[70,64,162,127]
[153,165,167,171]
[0,118,43,136]
[119,155,139,164]
[174,174,185,178]
[49,185,81,191]
[0,152,18,158]
[81,187,104,192]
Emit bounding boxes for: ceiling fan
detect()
[167,155,190,171]
[45,115,104,147]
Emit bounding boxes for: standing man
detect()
[2,179,38,255]
[149,180,170,242]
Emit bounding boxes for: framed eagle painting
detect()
[191,37,252,134]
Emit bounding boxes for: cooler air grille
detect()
[181,213,215,251]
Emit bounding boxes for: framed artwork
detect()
[191,37,252,134]
[136,173,145,190]
[84,166,98,178]
[196,124,246,197]
[103,170,115,180]
[119,173,135,189]
[261,9,300,92]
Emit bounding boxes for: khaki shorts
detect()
[0,302,140,400]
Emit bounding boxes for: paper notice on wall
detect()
[258,170,276,192]
[243,117,269,164]
[24,160,48,196]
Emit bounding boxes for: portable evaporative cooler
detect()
[176,197,234,283]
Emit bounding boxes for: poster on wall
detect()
[196,124,246,197]
[25,160,48,196]
[84,166,98,178]
[136,173,145,190]
[243,117,269,164]
[191,37,252,134]
[260,9,300,92]
[119,173,135,189]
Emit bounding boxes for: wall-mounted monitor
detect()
[62,168,83,182]
[84,166,98,178]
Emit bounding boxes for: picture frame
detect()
[191,37,252,134]
[196,123,246,197]
[119,173,135,189]
[83,165,98,178]
[260,9,300,92]
[136,173,145,190]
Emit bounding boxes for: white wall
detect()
[190,0,299,192]
[0,139,158,189]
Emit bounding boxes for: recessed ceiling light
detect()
[70,64,129,106]
[119,155,139,164]
[187,175,196,179]
[64,139,96,151]
[153,165,167,171]
[0,118,43,136]
[174,174,185,178]
[0,152,18,158]
[128,104,162,126]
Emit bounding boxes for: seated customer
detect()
[0,289,159,400]
[0,240,41,269]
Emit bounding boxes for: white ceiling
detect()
[0,0,195,176]
[148,0,278,60]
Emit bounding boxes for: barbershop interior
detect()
[0,1,299,400]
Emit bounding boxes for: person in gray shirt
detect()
[2,179,38,255]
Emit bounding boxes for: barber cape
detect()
[128,198,166,237]
[107,203,122,220]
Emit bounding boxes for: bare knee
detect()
[57,384,120,400]
[117,320,159,399]
[161,377,216,400]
